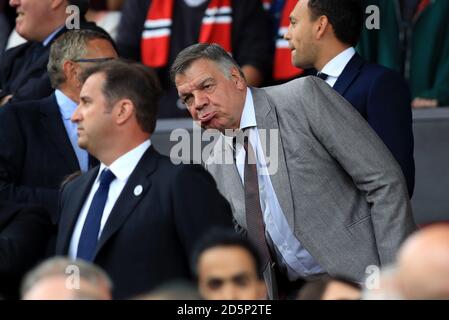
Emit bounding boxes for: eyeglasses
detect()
[72,57,115,63]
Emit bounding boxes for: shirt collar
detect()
[239,88,257,130]
[222,88,256,146]
[98,140,152,182]
[55,89,78,120]
[320,47,356,78]
[42,26,64,47]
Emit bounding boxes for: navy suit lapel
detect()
[333,53,364,96]
[93,146,159,258]
[40,94,80,173]
[58,168,99,254]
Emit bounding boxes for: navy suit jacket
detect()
[334,53,415,196]
[0,202,52,299]
[0,94,81,221]
[0,21,112,103]
[56,146,234,299]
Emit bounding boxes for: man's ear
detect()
[50,0,66,10]
[62,60,79,85]
[230,67,246,90]
[315,15,330,40]
[114,99,134,125]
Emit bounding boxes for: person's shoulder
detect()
[60,169,94,197]
[261,76,327,107]
[1,41,32,60]
[156,153,206,176]
[359,59,405,82]
[264,76,322,93]
[1,95,53,118]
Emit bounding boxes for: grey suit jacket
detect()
[206,76,416,283]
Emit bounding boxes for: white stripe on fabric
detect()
[202,16,232,24]
[142,28,171,39]
[276,39,290,49]
[205,6,232,16]
[278,27,289,36]
[144,19,172,29]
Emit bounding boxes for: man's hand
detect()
[412,98,438,109]
[0,95,12,106]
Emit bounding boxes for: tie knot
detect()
[232,129,250,151]
[99,169,116,186]
[317,72,329,81]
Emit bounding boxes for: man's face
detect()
[197,246,266,300]
[71,73,115,154]
[9,0,57,41]
[284,0,318,69]
[175,59,247,132]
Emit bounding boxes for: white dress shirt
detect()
[320,47,356,87]
[224,88,324,280]
[68,140,151,259]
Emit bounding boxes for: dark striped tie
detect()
[243,135,272,269]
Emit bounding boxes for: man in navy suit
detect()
[0,30,118,221]
[55,60,234,299]
[284,0,415,196]
[0,202,51,299]
[0,0,111,106]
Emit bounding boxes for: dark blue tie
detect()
[76,169,116,261]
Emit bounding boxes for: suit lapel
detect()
[93,146,159,258]
[59,168,99,253]
[40,94,80,172]
[209,135,246,227]
[333,53,364,96]
[251,87,295,229]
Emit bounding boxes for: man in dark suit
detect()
[0,30,118,221]
[0,0,111,106]
[284,0,415,196]
[55,60,234,299]
[0,202,52,299]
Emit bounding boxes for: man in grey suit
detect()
[171,43,416,299]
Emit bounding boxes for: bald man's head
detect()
[397,224,449,299]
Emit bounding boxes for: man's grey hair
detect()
[21,257,113,298]
[47,29,112,89]
[170,43,246,83]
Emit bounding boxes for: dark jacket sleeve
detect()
[366,70,415,196]
[0,204,52,299]
[116,0,150,61]
[0,106,59,217]
[231,0,273,79]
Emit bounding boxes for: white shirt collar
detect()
[222,88,256,146]
[98,140,151,182]
[239,88,257,130]
[320,47,356,78]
